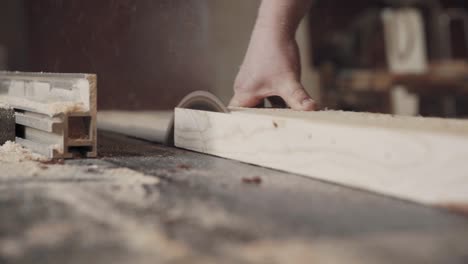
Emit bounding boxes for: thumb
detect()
[277,82,316,111]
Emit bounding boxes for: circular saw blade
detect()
[176,90,229,113]
[165,91,228,146]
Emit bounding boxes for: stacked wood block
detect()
[0,71,97,158]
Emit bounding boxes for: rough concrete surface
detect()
[0,105,15,144]
[0,131,468,264]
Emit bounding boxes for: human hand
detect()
[230,0,316,111]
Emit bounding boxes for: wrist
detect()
[254,0,312,43]
[252,19,296,45]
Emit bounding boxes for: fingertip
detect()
[300,98,316,111]
[280,90,316,111]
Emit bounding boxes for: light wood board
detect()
[175,107,468,206]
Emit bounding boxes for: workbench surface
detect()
[1,131,468,264]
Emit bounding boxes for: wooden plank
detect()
[15,112,63,133]
[174,107,468,206]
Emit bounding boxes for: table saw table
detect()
[1,131,468,264]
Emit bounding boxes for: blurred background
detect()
[1,0,468,117]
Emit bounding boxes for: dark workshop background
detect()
[0,0,468,116]
[0,0,261,109]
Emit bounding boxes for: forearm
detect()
[254,0,314,41]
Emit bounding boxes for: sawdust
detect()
[0,141,48,163]
[46,101,86,115]
[0,95,86,116]
[0,141,160,197]
[2,140,467,262]
[0,141,175,261]
[0,102,11,109]
[42,186,189,260]
[222,229,468,264]
[1,221,81,258]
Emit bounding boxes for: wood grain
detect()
[175,108,468,205]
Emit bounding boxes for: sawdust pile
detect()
[0,141,47,163]
[0,141,159,192]
[0,142,173,262]
[0,103,11,109]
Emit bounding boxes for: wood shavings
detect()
[0,141,159,189]
[0,141,48,163]
[0,96,86,116]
